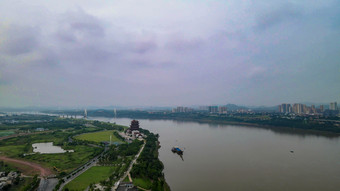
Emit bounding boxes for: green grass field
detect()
[74,130,122,143]
[64,166,116,191]
[0,131,103,174]
[123,176,130,182]
[0,144,102,174]
[0,130,15,137]
[0,145,26,157]
[133,178,152,189]
[25,145,102,173]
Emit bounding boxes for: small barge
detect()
[171,146,183,155]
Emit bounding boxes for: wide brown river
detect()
[91,117,340,191]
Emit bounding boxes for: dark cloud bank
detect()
[0,0,339,107]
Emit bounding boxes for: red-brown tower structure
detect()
[129,120,140,131]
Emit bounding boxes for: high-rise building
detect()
[292,103,303,114]
[310,105,316,114]
[288,104,292,113]
[330,102,338,110]
[172,106,193,113]
[198,106,209,111]
[279,103,292,113]
[218,106,227,114]
[292,104,298,113]
[208,106,218,113]
[319,105,324,112]
[302,104,308,114]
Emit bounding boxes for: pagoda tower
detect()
[129,120,140,131]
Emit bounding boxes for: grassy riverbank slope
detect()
[131,129,170,191]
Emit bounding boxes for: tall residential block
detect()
[319,105,324,112]
[218,106,228,114]
[279,103,291,113]
[208,106,218,113]
[292,103,304,114]
[172,106,193,113]
[330,102,338,110]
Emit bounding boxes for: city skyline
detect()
[1,0,339,107]
[1,101,339,112]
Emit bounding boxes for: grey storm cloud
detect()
[0,25,40,56]
[56,10,105,42]
[0,0,339,107]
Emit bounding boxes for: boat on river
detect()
[171,146,183,155]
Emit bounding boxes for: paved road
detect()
[38,178,58,191]
[39,140,144,191]
[58,146,108,191]
[112,140,146,190]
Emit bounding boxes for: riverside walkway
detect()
[112,140,146,190]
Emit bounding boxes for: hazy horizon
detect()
[1,0,339,107]
[0,102,336,111]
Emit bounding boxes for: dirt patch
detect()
[0,156,54,177]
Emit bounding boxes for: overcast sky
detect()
[0,0,339,107]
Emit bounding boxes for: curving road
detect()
[0,156,53,176]
[0,156,58,191]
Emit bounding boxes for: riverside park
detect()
[0,114,169,191]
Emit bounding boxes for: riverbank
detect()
[109,117,340,191]
[156,117,340,137]
[45,110,340,135]
[98,115,340,137]
[130,128,170,191]
[0,115,171,190]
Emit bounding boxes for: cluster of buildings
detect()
[199,106,228,114]
[0,171,19,190]
[171,102,339,116]
[124,120,144,141]
[217,106,228,114]
[172,106,228,114]
[171,106,193,113]
[278,102,338,115]
[330,102,338,110]
[279,103,321,114]
[117,182,137,191]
